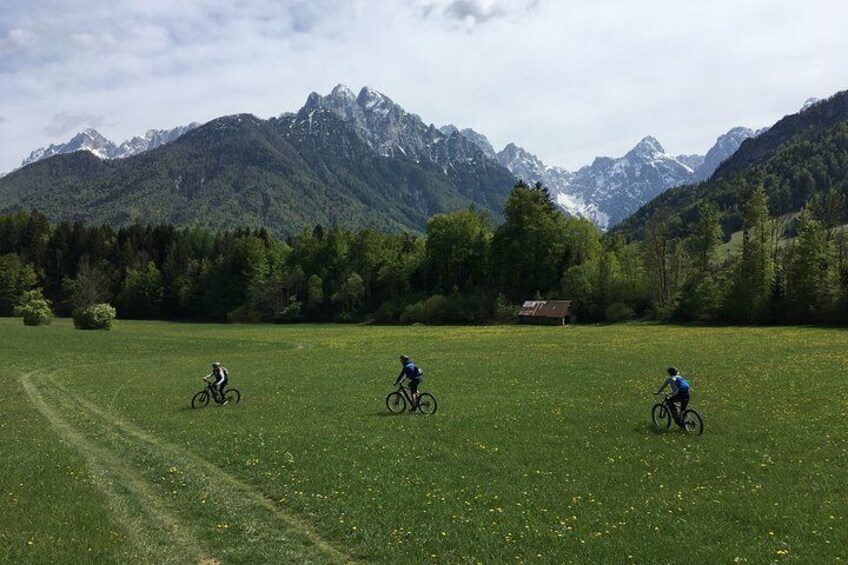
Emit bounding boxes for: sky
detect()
[1,0,847,174]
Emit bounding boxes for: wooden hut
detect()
[518,300,574,325]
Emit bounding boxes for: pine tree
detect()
[729,185,775,322]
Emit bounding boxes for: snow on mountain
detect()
[676,154,705,171]
[565,136,696,228]
[494,142,604,223]
[496,124,768,230]
[21,123,199,167]
[491,137,696,230]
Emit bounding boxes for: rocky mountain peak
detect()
[498,142,528,161]
[304,91,323,109]
[628,135,666,159]
[458,128,497,161]
[357,86,387,104]
[330,83,356,100]
[80,128,107,140]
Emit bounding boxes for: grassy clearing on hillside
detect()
[2,320,847,563]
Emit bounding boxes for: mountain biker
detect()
[204,362,230,405]
[395,354,423,411]
[655,366,690,427]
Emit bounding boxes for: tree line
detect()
[3,180,848,325]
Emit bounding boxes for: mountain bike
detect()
[192,379,241,409]
[386,383,437,415]
[651,393,703,434]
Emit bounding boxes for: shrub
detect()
[274,301,303,323]
[400,300,426,324]
[604,301,635,323]
[226,305,261,323]
[374,296,418,323]
[14,289,53,326]
[493,293,518,324]
[399,292,499,325]
[422,294,449,323]
[73,303,117,330]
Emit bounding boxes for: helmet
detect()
[666,366,678,376]
[212,361,221,368]
[400,354,410,363]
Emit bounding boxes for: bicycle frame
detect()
[204,380,226,402]
[663,392,688,410]
[395,383,417,405]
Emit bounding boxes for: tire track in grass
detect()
[21,371,208,564]
[27,371,356,564]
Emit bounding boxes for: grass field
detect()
[2,319,847,563]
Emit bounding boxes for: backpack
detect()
[414,366,424,379]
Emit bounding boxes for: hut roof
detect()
[519,300,571,318]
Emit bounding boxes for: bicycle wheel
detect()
[416,393,437,415]
[651,403,670,429]
[681,409,704,435]
[191,390,210,409]
[224,388,241,404]
[386,391,407,413]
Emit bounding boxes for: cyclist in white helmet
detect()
[204,362,230,405]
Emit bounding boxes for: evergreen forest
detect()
[5,179,848,326]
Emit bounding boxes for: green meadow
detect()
[1,319,846,564]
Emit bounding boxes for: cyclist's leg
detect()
[215,377,227,402]
[408,379,419,410]
[679,391,690,414]
[667,392,682,424]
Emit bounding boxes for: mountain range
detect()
[2,87,822,233]
[0,92,517,234]
[21,124,200,166]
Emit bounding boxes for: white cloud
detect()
[0,28,37,54]
[69,32,117,51]
[1,0,847,174]
[419,0,538,25]
[45,112,109,137]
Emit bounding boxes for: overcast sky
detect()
[1,0,847,174]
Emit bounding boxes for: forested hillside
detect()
[0,112,515,236]
[615,90,848,240]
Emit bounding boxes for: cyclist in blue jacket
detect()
[655,366,690,427]
[396,354,423,411]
